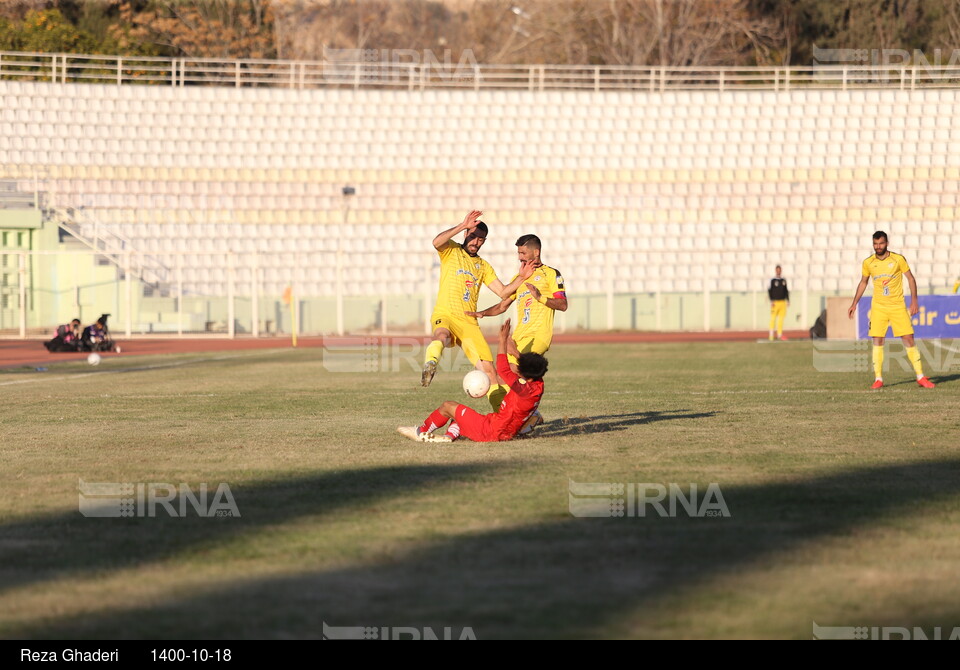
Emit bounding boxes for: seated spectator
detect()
[81,314,119,352]
[43,319,82,352]
[81,319,107,352]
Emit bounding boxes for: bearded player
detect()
[422,210,533,411]
[847,230,935,389]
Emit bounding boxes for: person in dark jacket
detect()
[768,265,789,341]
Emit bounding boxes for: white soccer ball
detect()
[87,353,101,366]
[463,370,491,399]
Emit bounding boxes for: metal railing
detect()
[3,51,960,91]
[47,206,171,287]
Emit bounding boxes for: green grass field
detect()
[2,341,959,640]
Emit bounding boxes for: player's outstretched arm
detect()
[498,318,511,352]
[465,295,514,319]
[848,276,870,319]
[488,260,535,299]
[496,319,520,385]
[505,331,521,361]
[433,210,482,250]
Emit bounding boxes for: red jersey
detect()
[487,354,544,440]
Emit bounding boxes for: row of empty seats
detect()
[9,114,960,142]
[46,190,960,212]
[36,175,960,197]
[7,76,955,101]
[13,152,960,173]
[58,204,960,228]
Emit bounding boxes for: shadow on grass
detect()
[0,463,501,596]
[10,458,960,639]
[930,373,960,384]
[536,410,718,437]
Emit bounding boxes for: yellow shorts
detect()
[770,300,787,319]
[430,312,492,365]
[507,334,552,366]
[868,303,914,338]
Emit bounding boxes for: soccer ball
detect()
[87,353,101,366]
[463,370,491,399]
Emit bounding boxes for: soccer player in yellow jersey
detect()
[422,210,534,410]
[466,234,568,433]
[847,231,935,389]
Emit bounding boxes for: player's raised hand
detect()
[525,282,542,300]
[461,210,483,233]
[464,310,483,318]
[518,259,536,279]
[499,318,512,342]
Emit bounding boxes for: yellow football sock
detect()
[872,345,884,380]
[906,346,925,379]
[425,340,444,365]
[487,383,509,412]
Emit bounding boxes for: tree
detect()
[111,0,276,59]
[4,8,100,53]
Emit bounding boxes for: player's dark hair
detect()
[516,234,541,251]
[517,353,548,381]
[473,221,489,237]
[873,230,888,242]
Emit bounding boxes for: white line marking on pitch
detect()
[0,353,251,387]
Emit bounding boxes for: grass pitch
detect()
[1,341,959,639]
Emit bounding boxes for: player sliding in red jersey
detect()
[398,319,548,443]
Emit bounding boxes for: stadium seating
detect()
[2,80,959,300]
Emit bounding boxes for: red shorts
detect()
[454,404,501,442]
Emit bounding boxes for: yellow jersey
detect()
[861,252,910,308]
[510,264,565,341]
[434,241,498,316]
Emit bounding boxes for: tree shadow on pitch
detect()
[0,462,504,597]
[14,458,960,639]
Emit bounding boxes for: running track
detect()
[0,330,809,370]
